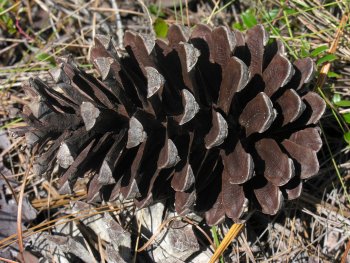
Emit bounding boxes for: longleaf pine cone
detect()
[22,24,326,225]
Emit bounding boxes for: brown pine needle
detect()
[16,156,33,260]
[341,238,350,263]
[183,217,216,250]
[0,172,18,204]
[316,13,349,90]
[31,191,86,209]
[0,256,19,263]
[0,204,128,250]
[209,223,244,263]
[137,216,181,252]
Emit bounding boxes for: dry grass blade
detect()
[185,0,190,26]
[209,223,244,263]
[91,0,99,41]
[133,217,142,263]
[206,0,220,24]
[137,0,153,26]
[97,235,105,263]
[89,7,144,16]
[0,2,20,16]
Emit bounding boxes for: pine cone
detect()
[21,24,325,225]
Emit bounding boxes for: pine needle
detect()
[209,223,244,263]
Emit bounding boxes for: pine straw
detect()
[0,0,350,262]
